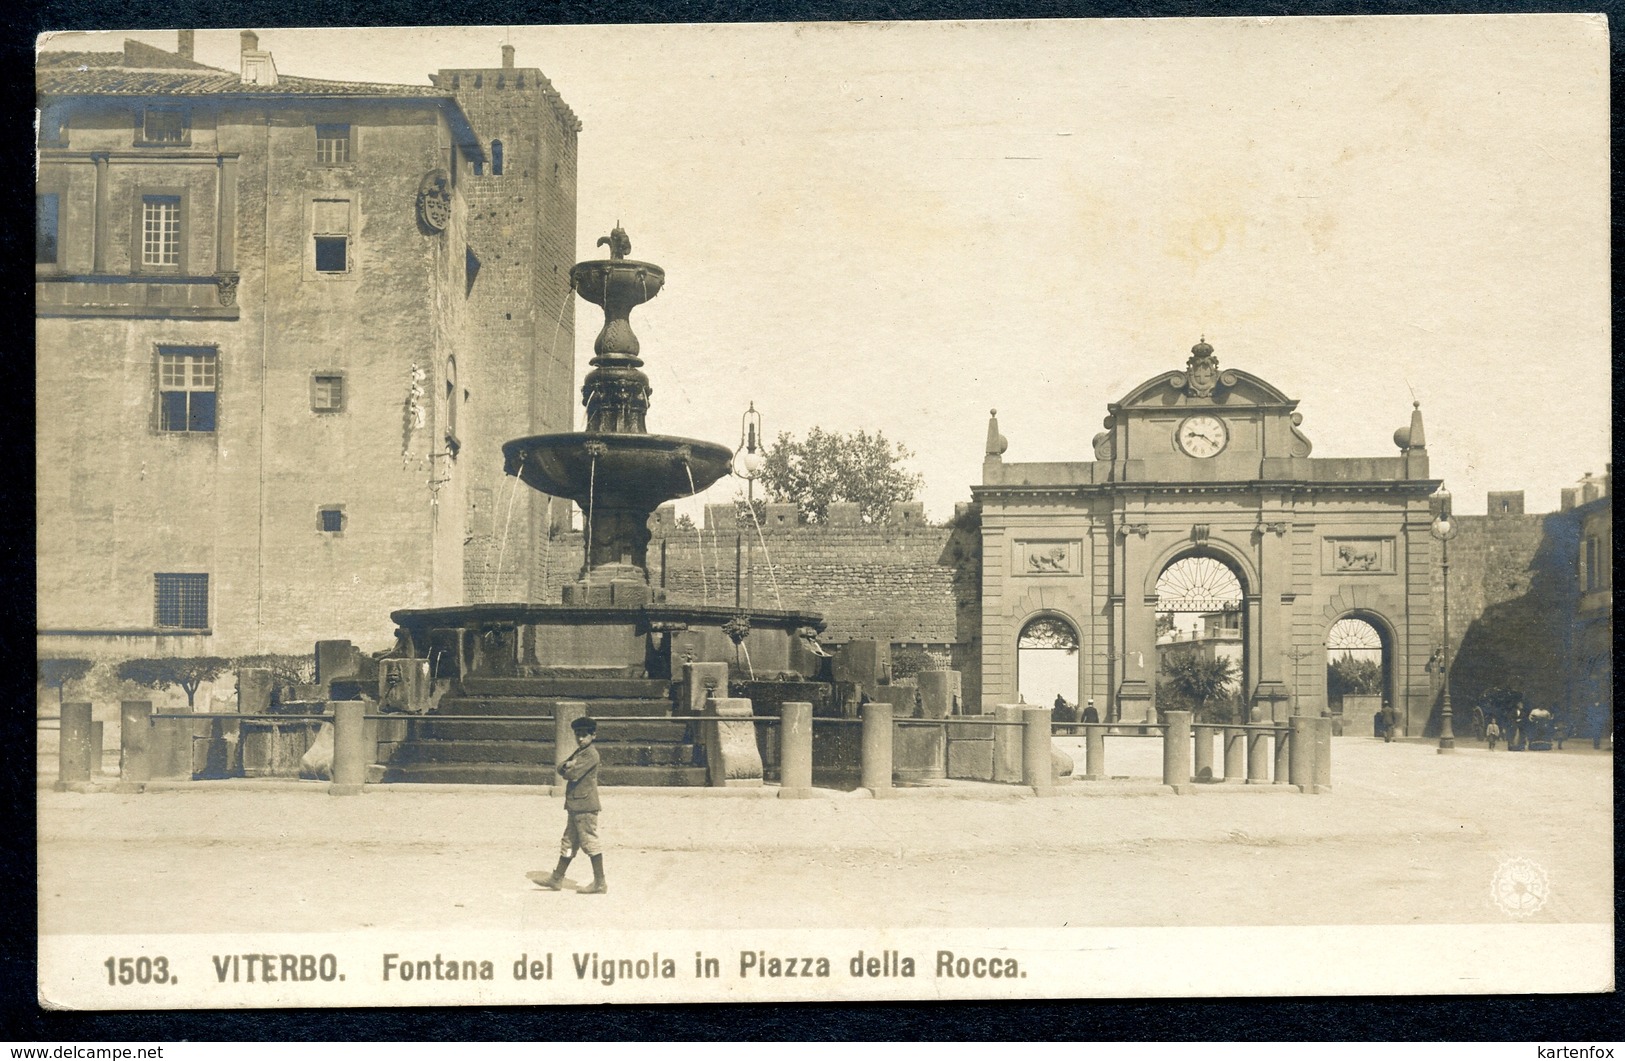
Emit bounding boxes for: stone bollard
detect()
[118,701,153,792]
[1222,726,1245,783]
[56,702,94,791]
[992,704,1025,782]
[551,701,587,796]
[1314,716,1333,790]
[1288,715,1316,792]
[1084,724,1106,780]
[779,702,814,798]
[329,701,367,796]
[860,700,895,798]
[1247,726,1271,784]
[1193,724,1215,782]
[705,697,764,788]
[917,670,961,720]
[1162,710,1194,794]
[1273,726,1291,785]
[1022,706,1055,796]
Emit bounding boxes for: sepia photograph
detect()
[33,16,1612,1011]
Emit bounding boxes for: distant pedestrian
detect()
[531,715,607,895]
[1081,699,1100,724]
[1485,719,1500,751]
[1382,702,1397,743]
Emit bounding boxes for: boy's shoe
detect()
[578,880,608,895]
[527,871,566,890]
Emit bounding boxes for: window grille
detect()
[154,573,209,629]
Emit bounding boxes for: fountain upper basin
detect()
[502,432,733,508]
[570,259,666,310]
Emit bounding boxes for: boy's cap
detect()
[571,716,598,734]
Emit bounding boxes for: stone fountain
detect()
[380,229,827,785]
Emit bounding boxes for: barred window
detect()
[315,123,351,164]
[142,196,182,267]
[155,573,209,629]
[140,107,188,145]
[311,373,344,412]
[159,347,217,433]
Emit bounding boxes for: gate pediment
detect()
[1112,366,1295,412]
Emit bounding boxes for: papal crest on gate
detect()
[1182,338,1220,398]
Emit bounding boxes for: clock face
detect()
[1176,415,1228,458]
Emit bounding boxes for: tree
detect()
[116,657,233,710]
[1327,654,1382,703]
[758,427,924,524]
[1161,653,1237,720]
[38,657,94,706]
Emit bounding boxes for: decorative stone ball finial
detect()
[985,409,1008,459]
[597,223,632,261]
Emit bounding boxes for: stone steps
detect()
[460,677,674,700]
[385,675,705,784]
[390,739,701,767]
[379,762,709,787]
[409,719,692,743]
[435,696,675,718]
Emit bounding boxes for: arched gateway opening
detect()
[1155,555,1247,722]
[1326,615,1393,733]
[1017,616,1079,710]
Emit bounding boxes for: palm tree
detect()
[1161,654,1237,721]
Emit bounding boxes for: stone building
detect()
[1568,469,1612,737]
[974,340,1442,729]
[35,32,578,662]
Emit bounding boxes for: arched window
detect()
[491,139,504,175]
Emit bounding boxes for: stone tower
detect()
[433,47,581,602]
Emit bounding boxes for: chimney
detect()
[240,31,277,86]
[502,44,515,69]
[177,30,194,60]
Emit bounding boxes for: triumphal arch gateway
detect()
[974,340,1440,732]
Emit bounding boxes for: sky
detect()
[40,17,1612,520]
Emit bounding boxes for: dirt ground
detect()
[37,735,1612,936]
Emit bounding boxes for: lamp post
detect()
[1430,485,1458,752]
[733,403,766,609]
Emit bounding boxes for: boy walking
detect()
[532,715,607,894]
[1486,719,1501,751]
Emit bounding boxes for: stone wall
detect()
[1427,508,1580,733]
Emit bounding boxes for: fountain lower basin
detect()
[390,602,827,681]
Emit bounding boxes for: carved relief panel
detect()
[1015,540,1081,576]
[1321,537,1396,575]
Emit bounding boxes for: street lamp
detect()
[1430,484,1459,752]
[733,402,766,608]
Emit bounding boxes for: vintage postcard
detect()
[35,16,1611,1010]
